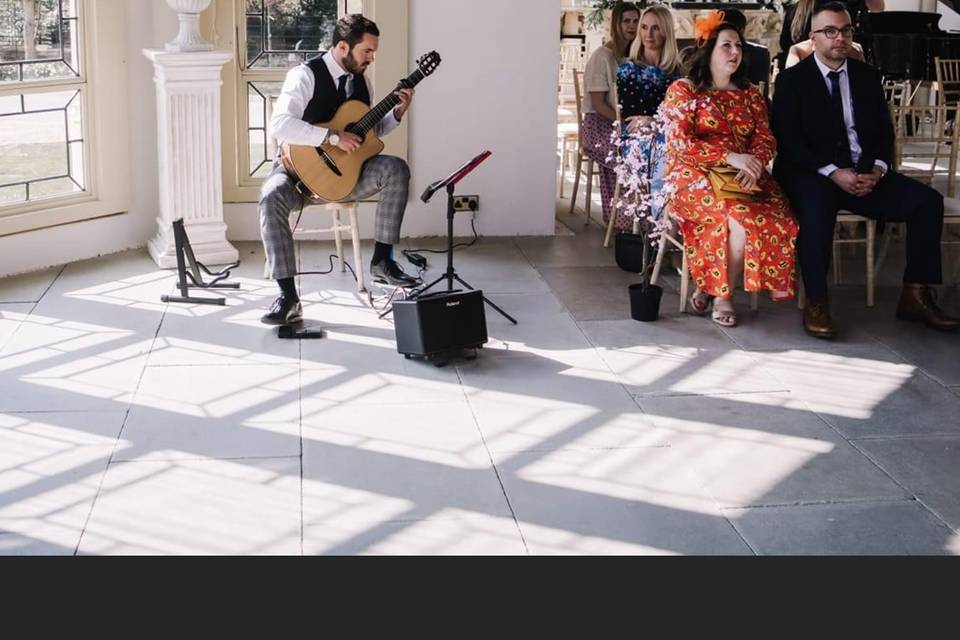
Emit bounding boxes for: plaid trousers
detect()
[259,155,410,280]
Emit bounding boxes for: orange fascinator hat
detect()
[693,10,726,48]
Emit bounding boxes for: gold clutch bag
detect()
[707,166,761,202]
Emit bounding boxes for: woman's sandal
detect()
[711,299,737,327]
[689,289,713,315]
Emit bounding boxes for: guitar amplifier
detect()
[393,289,488,358]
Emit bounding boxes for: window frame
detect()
[0,0,131,237]
[215,0,408,203]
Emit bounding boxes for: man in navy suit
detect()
[772,2,958,338]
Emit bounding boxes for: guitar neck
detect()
[354,68,427,135]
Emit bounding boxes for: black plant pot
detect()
[629,283,662,322]
[615,232,646,273]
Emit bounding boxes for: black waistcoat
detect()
[301,53,371,124]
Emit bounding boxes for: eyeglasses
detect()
[812,26,855,39]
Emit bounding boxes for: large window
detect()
[217,0,407,202]
[243,0,339,179]
[0,0,129,237]
[245,0,338,70]
[0,0,86,208]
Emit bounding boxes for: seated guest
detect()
[778,0,883,71]
[772,2,958,337]
[615,4,682,226]
[581,1,640,227]
[723,9,771,93]
[663,12,799,327]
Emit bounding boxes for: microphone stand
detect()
[413,181,517,325]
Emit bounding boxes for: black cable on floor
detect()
[295,254,359,283]
[296,254,412,313]
[403,210,480,256]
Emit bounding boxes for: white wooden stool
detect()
[298,202,365,292]
[265,201,365,292]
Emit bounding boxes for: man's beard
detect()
[822,45,848,64]
[343,48,366,74]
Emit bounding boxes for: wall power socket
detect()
[452,195,479,212]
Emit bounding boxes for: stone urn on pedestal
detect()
[145,0,237,269]
[165,0,215,52]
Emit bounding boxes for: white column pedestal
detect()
[144,49,238,269]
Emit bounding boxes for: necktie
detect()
[336,74,348,103]
[827,70,853,168]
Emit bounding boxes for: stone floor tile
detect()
[580,317,739,352]
[599,346,788,397]
[302,439,514,529]
[0,267,61,304]
[116,364,308,460]
[637,393,908,507]
[303,510,526,555]
[856,435,960,530]
[0,304,32,352]
[754,345,960,437]
[78,457,301,555]
[494,449,752,555]
[727,501,956,555]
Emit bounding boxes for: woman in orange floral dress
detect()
[663,14,798,327]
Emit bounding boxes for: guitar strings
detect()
[354,69,427,134]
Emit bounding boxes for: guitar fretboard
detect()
[352,68,427,135]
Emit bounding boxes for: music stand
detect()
[414,150,518,325]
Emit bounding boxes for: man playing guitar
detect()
[260,13,420,326]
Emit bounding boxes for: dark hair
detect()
[606,2,641,59]
[684,24,751,92]
[723,9,746,32]
[333,14,380,48]
[813,1,851,19]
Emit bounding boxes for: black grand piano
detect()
[870,11,960,81]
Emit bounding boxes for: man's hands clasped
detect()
[830,166,884,197]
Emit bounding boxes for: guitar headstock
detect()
[417,51,441,77]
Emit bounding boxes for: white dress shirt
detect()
[813,54,888,177]
[270,50,401,148]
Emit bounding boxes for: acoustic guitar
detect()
[280,51,442,202]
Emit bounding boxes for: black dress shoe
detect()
[370,258,422,287]
[261,295,303,325]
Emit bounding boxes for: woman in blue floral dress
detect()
[613,4,681,231]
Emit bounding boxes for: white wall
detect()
[225,0,561,241]
[404,0,559,238]
[125,0,174,258]
[0,0,173,277]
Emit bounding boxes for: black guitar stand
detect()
[412,151,517,325]
[160,219,240,306]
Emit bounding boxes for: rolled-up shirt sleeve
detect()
[270,65,328,147]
